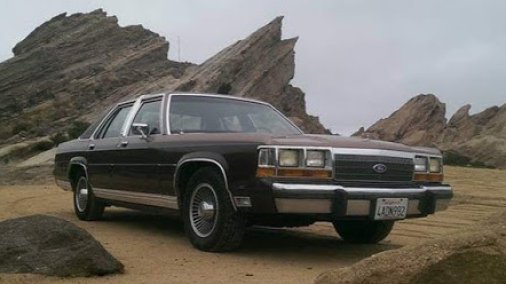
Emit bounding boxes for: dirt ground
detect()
[0,166,505,283]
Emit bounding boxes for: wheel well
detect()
[68,164,86,190]
[176,162,223,204]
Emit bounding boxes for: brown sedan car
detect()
[54,93,452,251]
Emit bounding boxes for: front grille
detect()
[334,154,414,182]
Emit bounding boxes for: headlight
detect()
[414,156,428,172]
[258,148,276,166]
[429,157,442,173]
[257,146,332,179]
[279,149,301,167]
[306,150,326,167]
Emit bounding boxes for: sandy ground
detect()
[0,166,505,283]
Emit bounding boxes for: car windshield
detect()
[169,95,302,135]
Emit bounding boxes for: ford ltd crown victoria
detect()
[54,93,453,252]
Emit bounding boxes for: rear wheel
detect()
[183,167,246,252]
[333,220,394,243]
[73,173,105,221]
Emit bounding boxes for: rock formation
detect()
[355,94,506,168]
[0,9,328,158]
[354,94,447,146]
[0,215,123,277]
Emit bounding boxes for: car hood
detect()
[266,134,441,155]
[152,132,441,156]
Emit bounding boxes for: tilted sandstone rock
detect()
[355,94,447,146]
[0,9,328,155]
[355,94,506,168]
[0,214,123,277]
[0,9,190,142]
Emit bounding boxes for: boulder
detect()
[0,214,123,277]
[316,209,506,284]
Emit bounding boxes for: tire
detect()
[333,220,394,244]
[72,172,105,221]
[182,167,246,252]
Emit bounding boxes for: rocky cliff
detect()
[0,9,328,159]
[355,94,506,168]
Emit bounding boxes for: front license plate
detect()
[374,198,408,220]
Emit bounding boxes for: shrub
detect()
[31,141,54,152]
[443,151,494,168]
[12,122,31,135]
[68,121,91,139]
[50,132,68,146]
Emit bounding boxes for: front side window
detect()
[129,100,162,135]
[169,95,301,135]
[100,105,132,138]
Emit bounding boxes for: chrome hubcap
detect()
[190,183,218,238]
[75,177,88,212]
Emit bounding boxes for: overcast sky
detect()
[1,0,505,134]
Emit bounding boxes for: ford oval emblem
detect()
[373,163,387,174]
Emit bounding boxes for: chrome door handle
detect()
[88,143,95,150]
[119,141,128,147]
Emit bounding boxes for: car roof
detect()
[126,92,269,105]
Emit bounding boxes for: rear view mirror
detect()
[132,123,150,139]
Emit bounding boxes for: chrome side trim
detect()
[67,161,88,181]
[166,94,173,134]
[55,179,72,191]
[174,158,237,211]
[121,97,142,137]
[122,94,164,137]
[94,188,179,209]
[170,93,270,105]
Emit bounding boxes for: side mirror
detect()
[132,123,150,139]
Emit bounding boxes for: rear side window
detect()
[99,105,132,138]
[78,120,98,140]
[129,100,162,135]
[78,108,112,139]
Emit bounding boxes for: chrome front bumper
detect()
[272,183,452,217]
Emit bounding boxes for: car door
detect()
[112,97,165,194]
[86,103,134,190]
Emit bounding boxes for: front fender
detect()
[174,152,236,210]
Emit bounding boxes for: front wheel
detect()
[333,220,394,244]
[73,174,105,221]
[183,167,246,252]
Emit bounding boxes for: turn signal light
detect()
[256,167,276,177]
[257,167,332,179]
[278,169,332,178]
[414,173,444,182]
